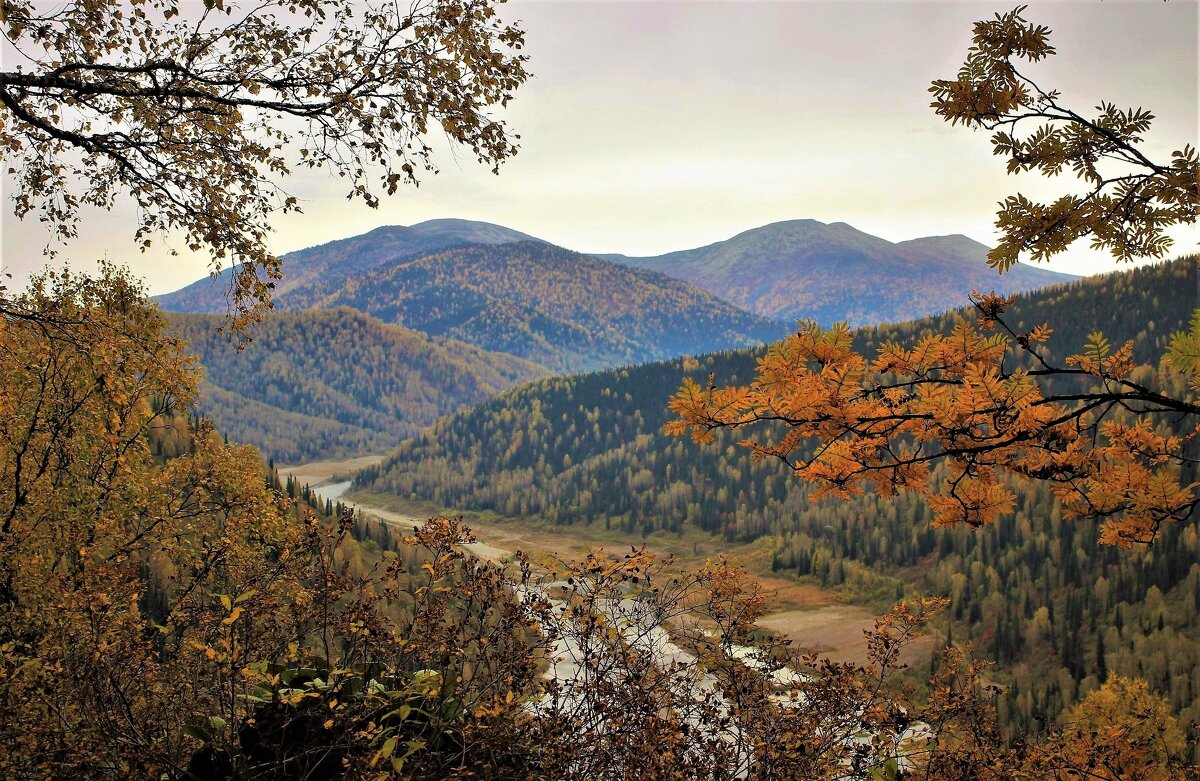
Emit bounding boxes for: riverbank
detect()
[280,455,933,667]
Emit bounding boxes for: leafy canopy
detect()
[928,5,1197,271]
[0,0,529,329]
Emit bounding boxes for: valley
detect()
[273,253,1200,747]
[6,2,1195,775]
[162,216,1077,467]
[282,455,932,667]
[163,218,1199,753]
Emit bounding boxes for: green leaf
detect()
[1085,331,1110,361]
[869,757,901,781]
[1164,309,1200,376]
[380,736,397,759]
[182,724,212,743]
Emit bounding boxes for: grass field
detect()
[277,454,387,487]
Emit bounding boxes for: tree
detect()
[1046,676,1188,780]
[667,5,1200,547]
[0,0,529,329]
[928,6,1197,272]
[0,267,548,778]
[5,267,1195,777]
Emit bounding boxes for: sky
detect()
[2,0,1197,295]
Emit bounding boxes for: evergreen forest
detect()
[356,257,1200,749]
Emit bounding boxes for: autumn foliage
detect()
[0,0,530,326]
[667,294,1199,546]
[4,267,1193,778]
[4,3,1199,778]
[670,6,1199,549]
[927,6,1197,271]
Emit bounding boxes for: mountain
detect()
[159,217,1075,371]
[316,241,788,372]
[353,256,1199,744]
[167,307,548,462]
[157,218,546,313]
[608,219,1075,325]
[161,226,792,373]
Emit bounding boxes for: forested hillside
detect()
[609,219,1073,325]
[355,257,1200,747]
[157,218,545,313]
[319,241,789,371]
[9,246,1191,781]
[169,308,548,462]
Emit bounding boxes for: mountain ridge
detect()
[157,218,547,313]
[607,218,1075,325]
[159,216,1077,372]
[317,240,788,372]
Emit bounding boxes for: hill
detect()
[157,218,546,313]
[160,224,791,373]
[354,257,1200,744]
[317,241,788,372]
[609,219,1074,325]
[168,307,548,462]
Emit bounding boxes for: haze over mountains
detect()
[606,219,1075,325]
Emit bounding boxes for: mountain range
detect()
[159,219,787,372]
[605,219,1074,325]
[159,217,1076,359]
[158,216,1076,460]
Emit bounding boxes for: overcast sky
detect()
[2,0,1197,295]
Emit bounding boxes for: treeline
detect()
[356,257,1200,746]
[169,307,548,462]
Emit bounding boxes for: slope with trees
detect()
[166,235,792,373]
[320,241,793,372]
[156,219,547,314]
[354,256,1200,746]
[169,307,548,462]
[356,258,1194,535]
[609,219,1073,325]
